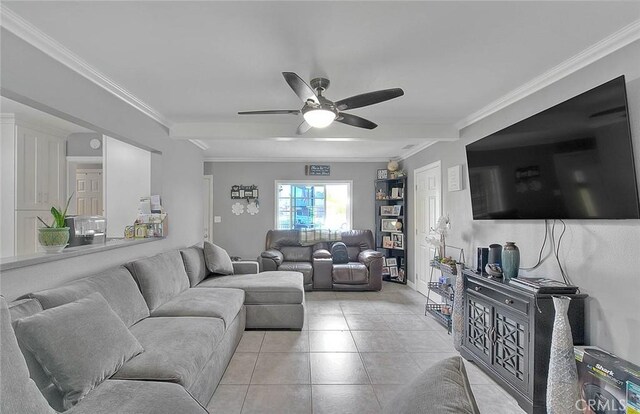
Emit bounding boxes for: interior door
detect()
[203,175,214,242]
[414,161,441,296]
[76,169,103,215]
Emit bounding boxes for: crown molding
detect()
[0,114,16,123]
[188,139,209,150]
[204,157,389,163]
[0,112,74,136]
[455,19,640,130]
[397,140,439,161]
[0,5,172,129]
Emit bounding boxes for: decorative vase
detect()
[38,227,70,253]
[502,242,520,280]
[452,263,465,351]
[546,296,579,414]
[488,243,502,265]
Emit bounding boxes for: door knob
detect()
[505,299,513,305]
[474,286,481,292]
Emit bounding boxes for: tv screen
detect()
[466,76,639,220]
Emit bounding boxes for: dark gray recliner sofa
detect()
[259,229,383,291]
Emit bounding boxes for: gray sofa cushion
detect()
[196,271,304,304]
[150,288,244,328]
[31,266,149,327]
[13,293,144,410]
[68,380,207,414]
[382,356,480,414]
[1,296,56,414]
[127,250,190,312]
[180,246,209,287]
[203,242,234,275]
[332,263,368,284]
[8,297,44,321]
[277,262,313,285]
[280,246,312,262]
[113,316,224,390]
[232,261,259,274]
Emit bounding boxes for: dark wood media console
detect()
[460,269,587,414]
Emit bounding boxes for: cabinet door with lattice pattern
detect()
[492,308,530,394]
[464,292,492,365]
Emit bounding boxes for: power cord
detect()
[552,219,571,285]
[520,219,548,271]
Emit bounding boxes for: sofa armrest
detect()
[232,261,259,274]
[260,249,284,265]
[358,250,383,267]
[312,249,332,259]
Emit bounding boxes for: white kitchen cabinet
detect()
[1,115,67,257]
[14,210,48,256]
[16,124,67,210]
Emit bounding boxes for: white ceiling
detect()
[3,1,640,161]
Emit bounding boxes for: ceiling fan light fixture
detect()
[303,108,336,128]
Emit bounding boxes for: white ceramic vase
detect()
[452,263,465,351]
[546,296,579,414]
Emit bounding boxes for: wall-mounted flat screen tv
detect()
[466,76,639,220]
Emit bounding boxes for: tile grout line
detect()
[239,331,265,414]
[308,326,313,414]
[354,296,384,410]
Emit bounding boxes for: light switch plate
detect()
[214,216,222,223]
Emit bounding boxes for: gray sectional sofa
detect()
[181,245,305,329]
[1,245,305,413]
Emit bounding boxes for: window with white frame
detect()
[275,181,352,230]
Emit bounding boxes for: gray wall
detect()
[0,29,204,301]
[402,40,640,364]
[204,161,386,259]
[67,132,102,157]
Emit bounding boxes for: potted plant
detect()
[426,215,451,259]
[37,195,72,253]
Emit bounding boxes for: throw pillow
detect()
[382,356,480,414]
[203,242,234,275]
[1,296,56,414]
[13,292,144,410]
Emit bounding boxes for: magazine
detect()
[509,277,578,293]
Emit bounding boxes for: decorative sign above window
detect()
[305,165,331,176]
[231,185,259,199]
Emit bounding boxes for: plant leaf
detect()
[61,192,73,222]
[51,207,63,228]
[37,216,52,228]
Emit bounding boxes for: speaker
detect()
[476,247,489,273]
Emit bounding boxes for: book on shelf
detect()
[509,277,578,293]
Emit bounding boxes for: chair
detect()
[323,230,383,291]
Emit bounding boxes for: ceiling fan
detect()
[238,72,404,134]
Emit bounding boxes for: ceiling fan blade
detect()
[297,121,312,135]
[283,72,319,104]
[238,110,300,115]
[335,113,378,129]
[335,88,404,111]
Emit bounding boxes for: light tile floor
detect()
[207,281,526,414]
